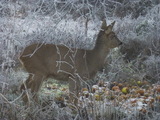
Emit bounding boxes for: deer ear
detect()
[110,21,115,29]
[107,21,115,30]
[105,21,115,34]
[101,20,107,30]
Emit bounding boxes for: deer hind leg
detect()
[20,74,33,104]
[20,73,45,104]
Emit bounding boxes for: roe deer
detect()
[20,20,122,105]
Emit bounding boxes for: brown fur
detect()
[20,21,122,105]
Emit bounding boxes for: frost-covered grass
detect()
[1,71,160,120]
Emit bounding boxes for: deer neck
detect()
[86,31,110,72]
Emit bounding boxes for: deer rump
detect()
[20,20,122,104]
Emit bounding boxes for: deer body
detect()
[20,21,122,104]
